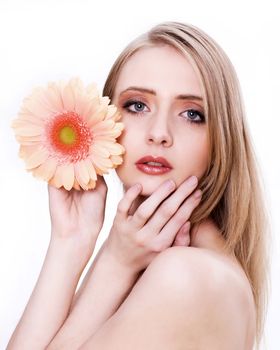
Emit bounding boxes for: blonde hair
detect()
[103,21,271,348]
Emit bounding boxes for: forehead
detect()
[114,45,202,98]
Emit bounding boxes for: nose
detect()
[146,114,173,147]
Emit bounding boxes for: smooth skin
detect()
[7,175,202,349]
[7,44,256,350]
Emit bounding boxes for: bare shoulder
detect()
[145,245,256,349]
[147,244,255,307]
[87,245,256,350]
[148,244,252,296]
[82,223,256,349]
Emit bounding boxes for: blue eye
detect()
[122,100,148,114]
[183,109,205,124]
[122,100,205,124]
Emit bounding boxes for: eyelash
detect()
[122,99,205,124]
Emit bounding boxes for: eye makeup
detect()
[122,99,149,114]
[119,93,206,125]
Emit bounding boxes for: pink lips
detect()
[135,156,173,175]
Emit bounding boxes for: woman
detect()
[7,21,269,349]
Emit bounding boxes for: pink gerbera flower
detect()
[11,77,125,190]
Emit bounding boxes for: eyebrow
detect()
[119,86,203,101]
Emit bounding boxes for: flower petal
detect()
[87,178,96,190]
[19,145,39,158]
[73,179,81,191]
[69,77,84,92]
[13,124,44,137]
[96,141,125,155]
[12,77,125,191]
[86,83,99,99]
[105,105,117,119]
[32,87,59,115]
[87,105,107,126]
[57,163,75,190]
[25,147,49,169]
[12,114,43,127]
[49,172,62,188]
[74,94,92,118]
[46,82,64,112]
[89,143,110,158]
[16,135,42,145]
[94,128,122,138]
[110,155,123,166]
[84,158,97,181]
[23,96,53,121]
[90,155,112,174]
[92,119,115,134]
[99,96,110,107]
[75,160,90,189]
[33,157,57,181]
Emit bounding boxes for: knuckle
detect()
[135,234,147,247]
[151,242,165,253]
[173,211,188,225]
[116,202,126,214]
[135,208,147,222]
[181,200,195,213]
[160,203,174,218]
[152,237,171,252]
[192,190,202,201]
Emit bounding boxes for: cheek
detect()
[115,129,137,170]
[194,135,210,174]
[179,131,209,175]
[117,123,141,152]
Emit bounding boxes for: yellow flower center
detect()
[59,126,77,145]
[46,111,93,163]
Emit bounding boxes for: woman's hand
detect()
[48,176,107,260]
[103,176,201,273]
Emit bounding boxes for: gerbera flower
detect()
[11,77,125,191]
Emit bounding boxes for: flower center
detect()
[59,126,77,145]
[45,111,93,163]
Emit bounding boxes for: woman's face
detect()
[112,45,209,196]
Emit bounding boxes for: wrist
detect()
[99,240,140,280]
[49,234,96,269]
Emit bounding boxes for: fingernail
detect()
[165,179,175,190]
[134,183,142,191]
[194,189,202,199]
[188,176,198,186]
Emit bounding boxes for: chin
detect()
[116,166,179,196]
[122,176,176,197]
[138,183,157,197]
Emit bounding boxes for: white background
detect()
[0,0,279,349]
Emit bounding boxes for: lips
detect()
[135,156,173,175]
[136,156,173,168]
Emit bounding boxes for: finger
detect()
[153,189,202,249]
[172,222,191,247]
[47,183,67,200]
[85,176,108,197]
[95,175,107,189]
[131,179,176,228]
[116,183,142,219]
[144,176,198,234]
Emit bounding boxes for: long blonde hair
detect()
[103,21,270,348]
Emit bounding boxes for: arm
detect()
[46,241,140,350]
[7,238,89,350]
[7,178,108,350]
[47,176,201,349]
